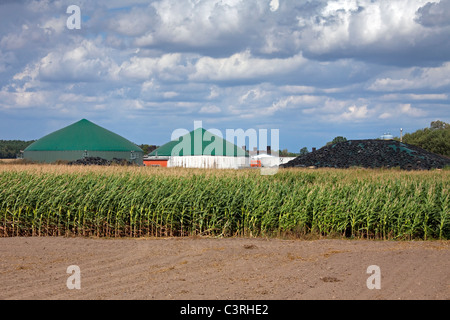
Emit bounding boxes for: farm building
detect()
[23,119,144,165]
[145,128,249,169]
[246,146,295,168]
[380,132,394,140]
[143,156,170,167]
[251,153,296,168]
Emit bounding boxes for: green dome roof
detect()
[25,119,142,152]
[149,128,249,157]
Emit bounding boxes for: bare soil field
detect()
[0,237,449,300]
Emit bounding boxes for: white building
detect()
[147,128,250,169]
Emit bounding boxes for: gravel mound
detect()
[282,140,450,170]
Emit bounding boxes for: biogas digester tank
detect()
[23,119,143,165]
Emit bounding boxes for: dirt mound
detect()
[282,140,450,170]
[68,157,134,166]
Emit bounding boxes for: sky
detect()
[0,0,449,152]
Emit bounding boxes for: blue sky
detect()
[0,0,449,152]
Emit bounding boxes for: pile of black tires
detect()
[282,140,450,170]
[68,157,134,166]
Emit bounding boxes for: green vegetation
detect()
[0,165,448,240]
[0,140,35,159]
[299,147,309,155]
[326,136,348,146]
[401,121,450,157]
[138,144,159,155]
[279,149,298,157]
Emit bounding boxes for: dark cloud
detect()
[416,0,450,27]
[0,0,449,151]
[295,0,450,67]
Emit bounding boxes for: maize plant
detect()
[0,164,448,239]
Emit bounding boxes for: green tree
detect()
[326,136,347,146]
[299,147,309,155]
[0,140,35,159]
[279,149,298,157]
[402,121,450,157]
[138,144,158,155]
[430,120,449,130]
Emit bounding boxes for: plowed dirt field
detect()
[1,237,448,300]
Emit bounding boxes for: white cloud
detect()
[27,0,54,13]
[191,50,306,81]
[380,93,448,101]
[40,16,67,35]
[162,91,179,98]
[11,39,120,83]
[119,53,189,81]
[378,103,427,119]
[124,99,145,110]
[369,62,450,91]
[58,93,106,103]
[281,85,317,94]
[379,112,392,119]
[269,0,280,12]
[369,78,418,92]
[0,32,28,51]
[416,0,450,27]
[207,86,220,99]
[1,0,449,149]
[0,87,49,109]
[399,103,426,117]
[200,105,221,114]
[295,0,441,64]
[140,0,250,48]
[134,34,155,47]
[259,95,325,116]
[140,80,160,95]
[339,105,370,121]
[108,7,156,37]
[239,88,267,103]
[299,97,375,123]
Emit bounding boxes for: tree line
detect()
[400,120,450,157]
[0,140,35,159]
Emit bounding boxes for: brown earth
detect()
[0,237,449,300]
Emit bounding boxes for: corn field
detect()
[0,164,448,240]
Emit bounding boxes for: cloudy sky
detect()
[1,0,449,151]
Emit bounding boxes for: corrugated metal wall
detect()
[166,156,295,169]
[24,150,144,165]
[259,156,296,167]
[168,156,249,169]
